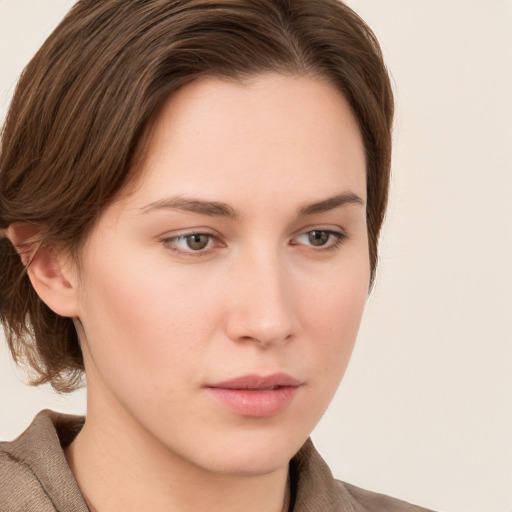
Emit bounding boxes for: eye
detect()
[162,233,216,254]
[306,230,330,246]
[292,229,346,250]
[182,234,211,251]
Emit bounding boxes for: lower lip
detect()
[206,386,299,418]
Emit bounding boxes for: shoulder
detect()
[337,480,435,512]
[292,439,437,512]
[0,410,87,512]
[0,447,56,512]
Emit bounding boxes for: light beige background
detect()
[1,1,511,511]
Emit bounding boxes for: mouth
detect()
[205,373,302,418]
[208,373,302,391]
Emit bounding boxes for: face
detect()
[72,74,369,476]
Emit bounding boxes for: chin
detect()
[201,446,294,477]
[168,423,308,478]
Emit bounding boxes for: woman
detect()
[0,0,433,510]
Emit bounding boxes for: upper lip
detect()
[206,373,302,390]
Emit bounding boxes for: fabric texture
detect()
[0,410,435,511]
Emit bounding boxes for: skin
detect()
[29,74,369,511]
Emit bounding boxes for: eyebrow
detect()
[141,197,240,219]
[297,192,365,217]
[140,192,364,219]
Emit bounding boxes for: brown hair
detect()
[0,0,394,392]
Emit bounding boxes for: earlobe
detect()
[6,223,80,318]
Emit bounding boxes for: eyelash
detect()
[290,230,347,252]
[161,229,347,257]
[162,232,220,255]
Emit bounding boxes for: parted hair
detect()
[0,0,394,392]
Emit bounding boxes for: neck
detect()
[65,392,290,512]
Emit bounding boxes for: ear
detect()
[6,223,80,318]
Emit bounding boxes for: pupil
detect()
[308,231,329,246]
[187,234,209,250]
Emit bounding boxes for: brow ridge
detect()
[141,192,364,219]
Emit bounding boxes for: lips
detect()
[209,373,301,390]
[205,373,302,418]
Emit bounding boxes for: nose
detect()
[224,248,296,348]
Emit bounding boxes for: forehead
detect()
[119,73,366,214]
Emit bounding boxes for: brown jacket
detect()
[0,410,435,511]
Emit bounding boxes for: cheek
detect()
[299,254,369,374]
[77,256,221,379]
